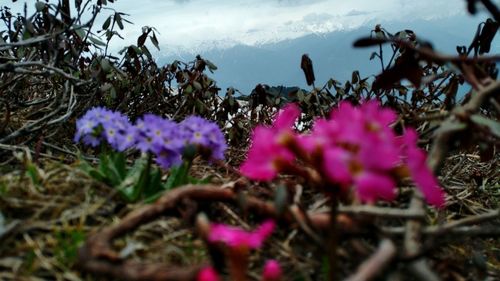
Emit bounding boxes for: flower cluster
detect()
[197,220,281,281]
[240,101,446,207]
[75,107,227,169]
[74,107,134,151]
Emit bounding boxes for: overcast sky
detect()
[108,0,468,50]
[5,0,498,51]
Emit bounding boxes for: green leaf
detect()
[102,16,112,30]
[116,156,149,202]
[327,79,333,89]
[100,58,112,73]
[75,28,86,40]
[470,114,500,138]
[111,152,127,179]
[110,86,117,100]
[25,163,41,186]
[88,36,106,47]
[114,13,124,30]
[184,85,193,95]
[35,1,46,12]
[143,168,164,199]
[351,71,359,84]
[165,161,190,190]
[88,169,106,182]
[297,89,305,101]
[205,60,218,73]
[22,30,32,40]
[150,33,160,50]
[193,81,202,90]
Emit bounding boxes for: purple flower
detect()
[74,107,133,150]
[134,114,226,169]
[75,109,227,170]
[115,125,139,152]
[180,116,227,161]
[154,146,182,170]
[134,114,177,153]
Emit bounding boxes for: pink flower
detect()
[322,147,352,186]
[326,100,398,147]
[402,129,446,208]
[208,220,275,250]
[322,147,397,203]
[240,104,300,181]
[197,266,220,281]
[273,103,301,129]
[240,99,446,208]
[240,127,295,180]
[316,101,401,202]
[262,260,282,281]
[298,118,339,153]
[355,171,397,202]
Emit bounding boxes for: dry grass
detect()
[0,148,499,281]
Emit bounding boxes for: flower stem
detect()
[327,196,340,281]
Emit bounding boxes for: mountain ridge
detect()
[156,15,498,94]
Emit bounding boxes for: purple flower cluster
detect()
[75,107,227,169]
[74,107,134,151]
[180,116,227,160]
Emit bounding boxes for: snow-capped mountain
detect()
[155,15,498,95]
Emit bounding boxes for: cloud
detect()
[302,12,336,23]
[6,0,468,52]
[276,0,329,6]
[345,9,371,16]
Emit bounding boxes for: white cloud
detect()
[5,0,475,52]
[104,0,467,51]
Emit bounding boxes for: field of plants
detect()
[0,0,499,280]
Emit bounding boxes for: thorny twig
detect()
[398,77,500,280]
[77,177,500,280]
[344,239,397,281]
[0,81,78,143]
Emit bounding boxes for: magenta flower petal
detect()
[197,266,220,281]
[357,135,400,171]
[362,99,398,128]
[240,127,295,181]
[300,118,340,152]
[262,260,282,281]
[403,129,446,208]
[355,172,396,203]
[250,220,275,248]
[322,147,352,185]
[208,220,275,250]
[240,161,279,181]
[273,103,300,130]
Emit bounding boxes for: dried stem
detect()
[344,239,396,281]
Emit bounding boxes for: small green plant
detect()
[53,228,86,267]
